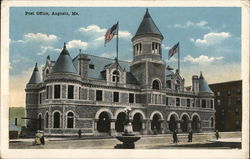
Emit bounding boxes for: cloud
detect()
[67,40,88,50]
[191,32,231,46]
[119,31,132,39]
[169,20,211,30]
[183,55,224,65]
[14,33,59,43]
[78,25,106,34]
[162,44,171,50]
[100,52,116,58]
[37,46,61,55]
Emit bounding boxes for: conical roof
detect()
[199,72,212,93]
[135,9,163,38]
[51,43,77,74]
[28,63,42,84]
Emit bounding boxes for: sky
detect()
[9,7,241,107]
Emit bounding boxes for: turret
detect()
[199,72,213,94]
[28,63,41,84]
[131,9,164,63]
[51,43,77,74]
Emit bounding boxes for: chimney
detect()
[78,52,90,79]
[192,75,199,93]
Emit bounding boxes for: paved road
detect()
[9,133,241,149]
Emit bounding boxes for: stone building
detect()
[25,9,215,136]
[209,80,242,132]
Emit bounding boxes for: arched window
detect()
[112,70,120,83]
[45,112,49,128]
[211,117,214,128]
[53,112,60,128]
[152,80,160,90]
[67,112,74,128]
[175,80,180,91]
[46,69,49,76]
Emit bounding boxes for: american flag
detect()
[168,42,179,60]
[104,23,118,46]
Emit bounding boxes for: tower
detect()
[130,9,166,89]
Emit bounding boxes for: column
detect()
[142,119,148,135]
[110,119,116,136]
[176,120,182,133]
[165,121,171,133]
[198,121,201,132]
[188,120,192,131]
[93,119,98,136]
[160,119,164,134]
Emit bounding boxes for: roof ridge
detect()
[75,54,131,64]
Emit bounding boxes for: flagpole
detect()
[116,21,119,87]
[178,42,180,74]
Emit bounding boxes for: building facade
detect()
[25,9,215,136]
[209,80,242,132]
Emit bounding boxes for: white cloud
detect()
[119,31,132,39]
[169,20,211,30]
[37,46,61,55]
[78,25,106,34]
[100,52,116,58]
[162,44,171,50]
[14,33,59,44]
[183,55,224,65]
[191,32,231,46]
[67,40,88,50]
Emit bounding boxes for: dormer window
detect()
[112,70,120,82]
[89,64,95,69]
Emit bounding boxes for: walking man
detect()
[188,130,193,142]
[173,130,178,143]
[215,130,219,140]
[78,129,82,138]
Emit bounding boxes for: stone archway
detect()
[132,113,143,132]
[151,114,161,132]
[192,115,199,132]
[115,112,126,132]
[97,112,111,133]
[169,115,178,132]
[181,115,189,132]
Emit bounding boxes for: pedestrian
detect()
[173,129,178,143]
[34,130,41,145]
[40,131,45,145]
[215,130,219,140]
[78,129,82,138]
[188,130,193,142]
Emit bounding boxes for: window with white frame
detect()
[112,70,120,83]
[67,112,74,128]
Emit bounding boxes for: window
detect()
[187,99,190,107]
[68,85,74,99]
[175,80,180,91]
[67,112,74,128]
[235,108,239,115]
[217,92,221,96]
[217,99,221,105]
[227,90,231,96]
[129,93,134,103]
[166,97,169,105]
[202,99,206,108]
[152,42,160,54]
[112,70,120,83]
[54,85,61,99]
[96,90,103,101]
[45,112,49,128]
[89,64,95,69]
[237,88,241,94]
[46,86,49,99]
[228,97,232,105]
[113,92,119,102]
[39,93,42,104]
[236,97,241,104]
[211,118,214,127]
[221,109,225,115]
[152,80,160,90]
[211,100,214,109]
[53,112,60,128]
[135,43,142,55]
[79,87,81,100]
[176,98,180,106]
